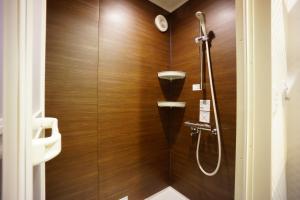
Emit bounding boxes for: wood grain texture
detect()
[98,0,170,199]
[45,0,236,199]
[169,0,236,199]
[45,0,99,199]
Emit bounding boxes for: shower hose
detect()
[196,35,221,177]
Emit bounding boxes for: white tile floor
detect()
[145,187,189,200]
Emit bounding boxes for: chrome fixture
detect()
[195,35,209,44]
[194,11,208,91]
[185,11,221,176]
[184,121,217,135]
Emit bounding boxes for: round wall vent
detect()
[154,15,168,32]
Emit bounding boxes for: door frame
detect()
[2,0,47,199]
[235,0,272,199]
[2,0,273,199]
[3,0,28,199]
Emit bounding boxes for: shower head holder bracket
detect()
[195,35,209,44]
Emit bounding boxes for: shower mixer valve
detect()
[184,121,217,136]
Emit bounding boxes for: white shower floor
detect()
[145,187,189,200]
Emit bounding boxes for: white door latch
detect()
[32,117,61,166]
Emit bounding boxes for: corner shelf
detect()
[157,101,186,108]
[158,71,186,81]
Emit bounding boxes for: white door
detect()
[2,0,61,199]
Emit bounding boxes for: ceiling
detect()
[148,0,189,13]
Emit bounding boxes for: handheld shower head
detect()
[195,11,205,21]
[195,11,207,35]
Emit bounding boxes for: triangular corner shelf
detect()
[157,101,186,108]
[158,71,186,81]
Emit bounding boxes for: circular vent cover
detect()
[154,15,168,32]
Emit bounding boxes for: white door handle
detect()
[32,117,61,166]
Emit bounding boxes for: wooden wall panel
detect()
[45,0,236,199]
[45,0,99,199]
[169,0,236,199]
[98,0,170,199]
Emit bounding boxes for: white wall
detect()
[271,0,300,199]
[271,0,288,199]
[285,0,300,199]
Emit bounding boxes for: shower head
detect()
[195,11,205,21]
[195,11,207,35]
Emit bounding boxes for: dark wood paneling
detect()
[98,0,170,199]
[169,0,236,199]
[45,0,99,199]
[46,0,236,199]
